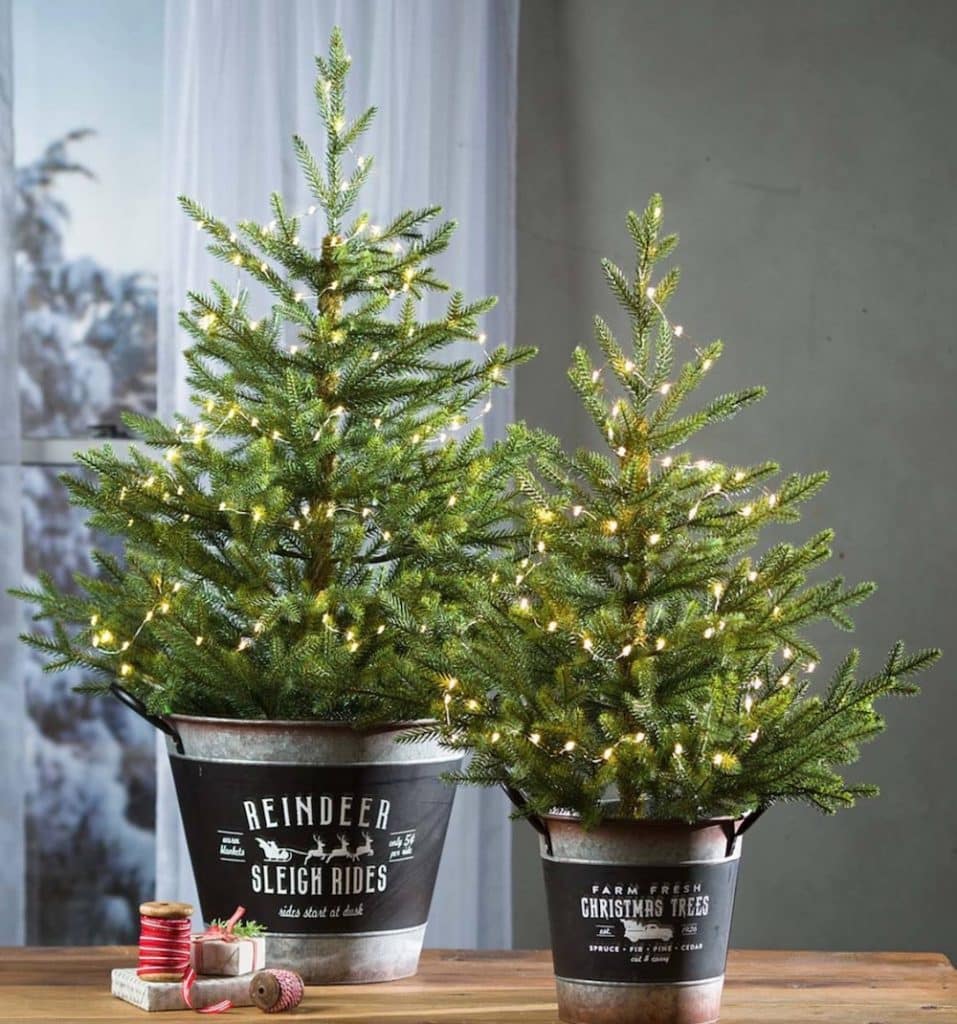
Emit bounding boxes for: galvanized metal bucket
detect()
[111,689,460,984]
[536,811,762,1024]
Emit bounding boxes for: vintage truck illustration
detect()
[621,920,675,943]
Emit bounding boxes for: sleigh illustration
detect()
[255,837,295,862]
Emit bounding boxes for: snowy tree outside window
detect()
[13,0,162,943]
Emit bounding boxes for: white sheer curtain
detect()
[0,0,25,945]
[158,0,519,948]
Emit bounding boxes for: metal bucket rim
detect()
[166,712,438,734]
[541,809,744,829]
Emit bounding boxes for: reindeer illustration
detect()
[303,833,327,865]
[349,832,374,861]
[324,833,352,864]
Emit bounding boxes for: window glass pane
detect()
[13,0,163,943]
[22,467,156,944]
[14,0,161,438]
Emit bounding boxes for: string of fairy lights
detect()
[88,171,505,682]
[92,134,810,775]
[439,205,818,768]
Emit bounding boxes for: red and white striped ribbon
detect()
[137,914,231,1014]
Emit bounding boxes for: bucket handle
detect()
[110,683,184,755]
[501,784,553,855]
[722,804,769,858]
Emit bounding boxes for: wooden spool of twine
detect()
[249,969,305,1013]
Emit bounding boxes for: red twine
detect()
[254,969,305,1013]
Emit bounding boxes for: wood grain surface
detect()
[0,947,952,1022]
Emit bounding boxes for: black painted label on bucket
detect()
[543,857,739,983]
[170,755,458,934]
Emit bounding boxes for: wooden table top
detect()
[0,947,953,1022]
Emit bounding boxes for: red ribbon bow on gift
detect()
[194,905,247,944]
[183,905,247,1014]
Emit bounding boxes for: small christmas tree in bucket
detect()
[431,196,939,1024]
[14,29,535,983]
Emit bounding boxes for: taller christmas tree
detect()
[17,29,534,722]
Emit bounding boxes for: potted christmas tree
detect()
[15,30,534,984]
[431,196,939,1024]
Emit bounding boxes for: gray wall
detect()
[513,0,956,958]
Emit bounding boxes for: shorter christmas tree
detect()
[430,195,939,825]
[14,29,535,723]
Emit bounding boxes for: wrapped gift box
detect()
[111,968,255,1011]
[191,934,266,976]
